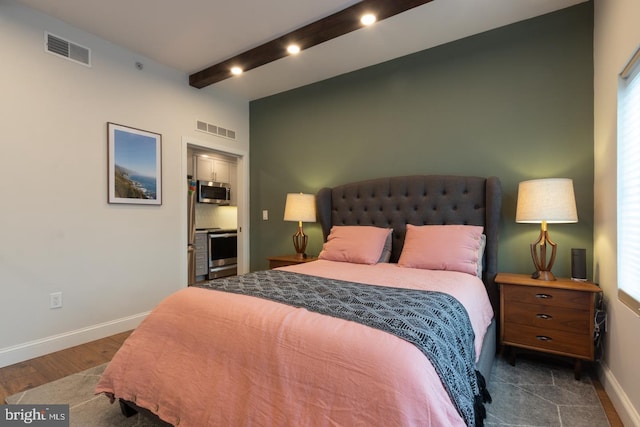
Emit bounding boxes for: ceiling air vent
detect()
[196,120,237,141]
[45,32,91,67]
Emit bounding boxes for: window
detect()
[617,45,640,315]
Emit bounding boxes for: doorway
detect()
[181,136,249,285]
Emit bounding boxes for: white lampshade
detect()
[516,178,578,224]
[284,193,316,222]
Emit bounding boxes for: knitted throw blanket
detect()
[199,270,489,426]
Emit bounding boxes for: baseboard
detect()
[599,361,640,427]
[0,312,149,368]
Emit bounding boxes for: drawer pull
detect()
[536,313,552,320]
[535,293,552,299]
[536,335,553,342]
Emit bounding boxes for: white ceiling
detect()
[18,0,587,100]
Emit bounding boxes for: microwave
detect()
[198,181,231,205]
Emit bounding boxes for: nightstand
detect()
[496,272,602,380]
[267,254,318,269]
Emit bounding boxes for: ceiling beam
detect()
[189,0,433,89]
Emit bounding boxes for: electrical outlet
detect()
[50,292,62,309]
[262,210,269,220]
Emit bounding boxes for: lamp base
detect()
[529,225,558,281]
[532,270,556,281]
[292,223,308,260]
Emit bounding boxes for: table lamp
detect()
[516,178,578,281]
[284,193,316,259]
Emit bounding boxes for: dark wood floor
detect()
[0,331,623,426]
[0,331,131,403]
[593,376,624,427]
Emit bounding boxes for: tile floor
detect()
[486,354,610,426]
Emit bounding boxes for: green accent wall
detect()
[249,3,594,279]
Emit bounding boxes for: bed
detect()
[96,174,502,427]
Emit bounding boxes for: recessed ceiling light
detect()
[360,13,377,26]
[230,67,243,76]
[287,44,301,55]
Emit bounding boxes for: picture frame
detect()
[107,122,162,205]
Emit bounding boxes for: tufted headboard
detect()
[316,175,502,313]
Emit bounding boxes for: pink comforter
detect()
[96,261,493,426]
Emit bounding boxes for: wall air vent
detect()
[45,32,91,67]
[196,120,237,141]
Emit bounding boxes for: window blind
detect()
[617,46,640,314]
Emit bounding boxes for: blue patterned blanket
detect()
[199,270,489,426]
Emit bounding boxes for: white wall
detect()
[0,3,249,366]
[594,1,640,425]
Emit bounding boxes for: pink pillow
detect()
[398,224,484,275]
[319,226,392,265]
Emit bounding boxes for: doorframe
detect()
[181,136,250,282]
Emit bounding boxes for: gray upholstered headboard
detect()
[316,175,502,313]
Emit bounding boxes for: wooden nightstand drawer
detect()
[502,285,589,309]
[503,302,590,334]
[503,323,592,359]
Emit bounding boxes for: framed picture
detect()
[107,122,162,205]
